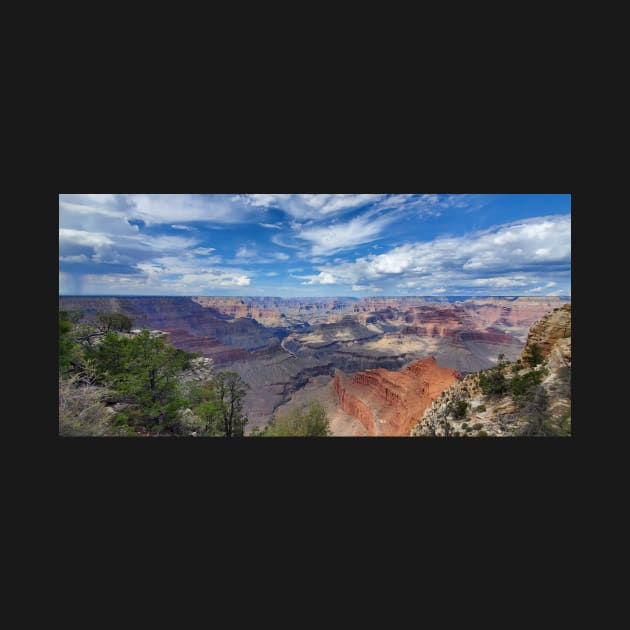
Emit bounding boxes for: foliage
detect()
[58,375,116,436]
[85,330,196,430]
[209,371,249,437]
[509,368,547,397]
[476,404,486,412]
[476,430,489,437]
[478,368,507,396]
[96,312,134,333]
[523,342,544,368]
[447,397,468,419]
[262,401,330,437]
[472,423,483,431]
[59,313,74,373]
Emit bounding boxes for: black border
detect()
[49,126,581,511]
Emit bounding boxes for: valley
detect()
[59,295,569,434]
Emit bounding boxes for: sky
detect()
[59,194,571,297]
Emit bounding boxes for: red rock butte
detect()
[333,356,459,436]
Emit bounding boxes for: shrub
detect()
[113,413,129,427]
[477,430,489,437]
[479,369,507,395]
[476,404,486,412]
[472,423,483,431]
[509,369,546,396]
[263,401,330,437]
[447,397,468,419]
[523,342,544,368]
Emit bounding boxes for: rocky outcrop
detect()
[413,304,572,437]
[333,357,459,436]
[522,303,571,362]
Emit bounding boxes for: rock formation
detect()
[521,304,571,361]
[333,357,459,436]
[412,303,572,437]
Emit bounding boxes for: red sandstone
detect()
[333,357,459,436]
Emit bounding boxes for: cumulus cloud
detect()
[301,272,337,285]
[297,215,570,293]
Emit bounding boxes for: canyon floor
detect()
[59,296,569,436]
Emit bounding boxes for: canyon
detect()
[59,295,569,434]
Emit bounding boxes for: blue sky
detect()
[59,194,571,296]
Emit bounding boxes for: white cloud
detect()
[171,224,195,231]
[234,246,290,264]
[236,246,257,259]
[259,222,283,229]
[298,215,570,292]
[471,276,530,288]
[245,194,386,220]
[301,271,337,285]
[527,281,557,293]
[352,284,383,292]
[193,247,216,255]
[294,210,400,256]
[59,254,89,263]
[59,228,114,248]
[124,194,257,226]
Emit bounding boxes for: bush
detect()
[263,401,330,437]
[523,342,544,368]
[479,369,507,395]
[472,423,483,431]
[447,398,468,419]
[96,312,134,333]
[113,413,129,427]
[509,369,546,396]
[477,430,489,437]
[476,404,486,412]
[58,376,115,437]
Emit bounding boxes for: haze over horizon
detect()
[59,194,571,297]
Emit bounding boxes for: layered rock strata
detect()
[333,357,459,436]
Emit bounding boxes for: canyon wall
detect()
[333,357,459,436]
